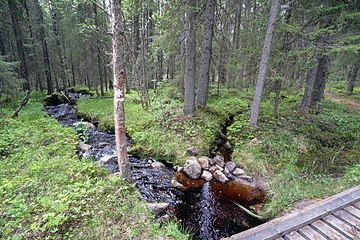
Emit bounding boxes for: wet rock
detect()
[100,154,115,163]
[98,142,110,148]
[213,170,229,183]
[197,156,210,170]
[183,157,202,179]
[214,155,225,168]
[175,166,183,173]
[151,161,166,169]
[147,202,169,215]
[201,170,213,181]
[226,161,237,173]
[79,143,92,153]
[186,146,199,156]
[233,168,245,176]
[87,122,96,129]
[95,160,104,167]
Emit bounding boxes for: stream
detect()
[45,93,264,240]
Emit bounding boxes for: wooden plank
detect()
[310,220,348,240]
[223,186,360,240]
[323,214,358,239]
[334,210,360,229]
[283,231,307,240]
[298,225,327,240]
[353,201,360,209]
[345,205,360,219]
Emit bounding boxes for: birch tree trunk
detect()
[249,0,279,126]
[184,0,196,115]
[196,0,215,108]
[111,0,131,181]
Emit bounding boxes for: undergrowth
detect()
[0,98,188,239]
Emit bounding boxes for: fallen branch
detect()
[232,201,266,220]
[12,89,32,118]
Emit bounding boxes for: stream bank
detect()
[45,93,267,240]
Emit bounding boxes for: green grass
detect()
[77,85,249,163]
[0,97,188,239]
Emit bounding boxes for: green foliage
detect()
[0,55,22,103]
[0,101,188,239]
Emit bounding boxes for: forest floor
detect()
[1,85,359,239]
[326,92,360,112]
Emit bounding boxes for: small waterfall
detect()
[198,182,217,239]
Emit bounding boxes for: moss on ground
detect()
[0,96,188,239]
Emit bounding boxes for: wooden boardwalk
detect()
[224,185,360,240]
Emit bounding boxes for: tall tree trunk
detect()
[0,31,5,55]
[299,58,318,112]
[111,0,131,181]
[184,0,196,115]
[94,3,104,96]
[347,63,359,94]
[8,0,30,91]
[238,0,250,89]
[249,0,279,126]
[274,2,293,115]
[196,0,215,108]
[49,0,68,93]
[35,0,53,94]
[310,55,330,108]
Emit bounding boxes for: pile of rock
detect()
[177,155,251,184]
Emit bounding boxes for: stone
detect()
[201,170,213,181]
[98,142,110,147]
[147,202,169,215]
[151,161,166,169]
[94,160,104,167]
[197,156,210,170]
[209,166,217,173]
[87,122,96,129]
[225,172,236,181]
[208,157,216,166]
[249,137,261,145]
[233,168,245,176]
[215,165,224,172]
[214,155,225,168]
[183,158,202,179]
[237,175,253,182]
[213,170,229,183]
[186,146,199,156]
[100,154,115,163]
[176,166,184,173]
[226,161,237,173]
[79,143,91,153]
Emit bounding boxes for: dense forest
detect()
[1,0,359,239]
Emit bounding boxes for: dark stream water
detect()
[45,94,263,240]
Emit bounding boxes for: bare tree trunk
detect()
[8,0,30,91]
[347,63,359,94]
[249,0,279,126]
[111,0,131,181]
[196,0,215,108]
[299,58,318,112]
[35,0,53,94]
[184,0,196,115]
[310,55,330,108]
